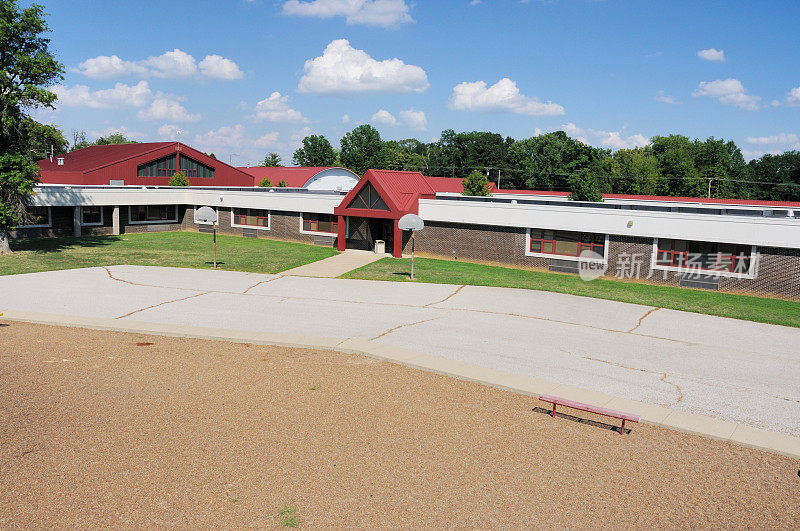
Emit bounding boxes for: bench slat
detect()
[539,394,641,423]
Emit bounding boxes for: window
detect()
[179,155,214,179]
[654,239,753,274]
[528,229,606,260]
[347,182,389,210]
[129,205,178,224]
[81,206,103,226]
[232,208,270,229]
[301,213,338,234]
[137,155,176,177]
[19,206,51,228]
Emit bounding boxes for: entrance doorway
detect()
[346,217,394,253]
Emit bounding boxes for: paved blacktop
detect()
[2,264,799,458]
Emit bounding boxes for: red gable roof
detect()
[424,175,498,194]
[334,169,437,218]
[237,166,342,187]
[37,142,254,187]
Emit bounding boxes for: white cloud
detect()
[199,55,245,80]
[138,97,201,122]
[254,131,281,148]
[399,108,427,130]
[449,78,565,116]
[298,39,429,94]
[282,0,412,28]
[371,109,397,126]
[252,92,307,122]
[559,122,649,150]
[194,124,247,148]
[290,126,313,151]
[697,48,726,62]
[51,81,152,109]
[744,133,799,145]
[157,124,188,140]
[341,114,350,123]
[74,49,243,81]
[692,78,761,111]
[89,125,146,141]
[655,90,680,105]
[786,86,800,106]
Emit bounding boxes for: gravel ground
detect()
[1,321,799,528]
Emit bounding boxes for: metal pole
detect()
[213,223,217,268]
[411,232,415,280]
[708,178,712,198]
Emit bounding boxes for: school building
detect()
[16,142,800,299]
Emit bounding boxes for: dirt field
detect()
[1,321,798,528]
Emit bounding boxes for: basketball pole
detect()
[411,232,415,280]
[213,221,217,268]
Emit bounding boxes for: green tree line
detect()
[291,125,800,202]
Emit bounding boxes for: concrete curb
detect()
[3,309,799,460]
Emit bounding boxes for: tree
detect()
[0,1,64,254]
[25,120,68,159]
[277,180,288,187]
[568,168,604,202]
[462,170,492,196]
[260,152,282,167]
[258,176,272,187]
[168,171,189,186]
[610,146,665,195]
[340,125,383,175]
[292,135,337,167]
[71,130,91,151]
[95,132,136,145]
[208,153,216,159]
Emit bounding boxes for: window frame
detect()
[525,228,608,263]
[127,205,179,225]
[299,212,339,235]
[650,238,758,279]
[18,206,52,228]
[230,208,270,230]
[80,206,104,227]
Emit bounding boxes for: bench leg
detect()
[620,418,626,435]
[551,403,556,418]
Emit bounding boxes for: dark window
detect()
[137,155,176,177]
[21,206,50,227]
[130,205,177,223]
[656,239,752,274]
[347,182,389,210]
[179,155,214,179]
[529,229,605,258]
[302,213,338,234]
[82,206,102,225]
[233,208,269,228]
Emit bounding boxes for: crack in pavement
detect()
[582,355,684,403]
[628,307,662,333]
[424,284,466,307]
[242,276,283,294]
[370,317,441,341]
[115,292,209,319]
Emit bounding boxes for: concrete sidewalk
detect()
[1,265,799,455]
[281,249,385,277]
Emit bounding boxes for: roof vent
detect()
[57,157,64,166]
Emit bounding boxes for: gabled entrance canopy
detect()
[333,170,436,257]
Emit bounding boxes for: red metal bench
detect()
[538,394,641,435]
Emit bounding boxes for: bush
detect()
[462,170,491,196]
[168,171,189,186]
[277,180,288,187]
[259,176,272,187]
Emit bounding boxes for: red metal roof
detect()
[37,142,254,187]
[492,188,800,208]
[368,170,437,211]
[237,166,347,187]
[424,175,498,194]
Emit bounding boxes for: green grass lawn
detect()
[342,257,800,328]
[0,232,338,276]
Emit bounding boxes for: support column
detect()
[392,219,402,258]
[73,207,82,237]
[337,215,346,252]
[112,206,120,235]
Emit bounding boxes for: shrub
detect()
[168,171,189,186]
[259,176,272,187]
[462,170,491,196]
[277,180,288,187]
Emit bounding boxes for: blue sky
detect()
[32,0,800,165]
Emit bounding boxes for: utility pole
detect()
[497,168,501,189]
[230,153,239,165]
[707,177,712,198]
